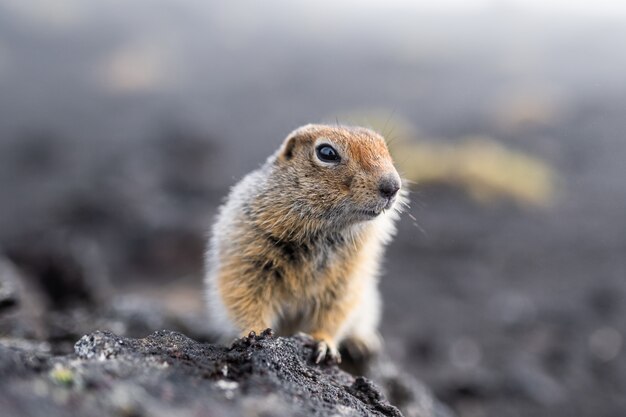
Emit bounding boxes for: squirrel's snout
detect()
[378,175,401,199]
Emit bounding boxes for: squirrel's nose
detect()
[379,175,400,199]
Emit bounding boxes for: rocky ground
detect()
[1,330,404,417]
[0,254,452,417]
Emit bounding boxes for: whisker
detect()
[413,220,428,236]
[386,122,398,145]
[382,107,397,139]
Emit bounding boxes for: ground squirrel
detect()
[205,124,406,363]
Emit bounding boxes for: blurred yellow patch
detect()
[98,42,172,93]
[392,137,554,207]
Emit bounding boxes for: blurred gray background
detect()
[1,1,625,417]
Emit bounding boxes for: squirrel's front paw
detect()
[314,340,341,364]
[296,332,341,364]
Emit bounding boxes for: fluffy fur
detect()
[205,124,406,362]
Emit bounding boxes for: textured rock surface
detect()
[0,251,452,417]
[0,330,448,417]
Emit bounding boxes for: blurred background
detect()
[0,1,625,416]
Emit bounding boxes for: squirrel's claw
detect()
[315,340,341,364]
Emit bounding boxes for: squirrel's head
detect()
[273,124,403,229]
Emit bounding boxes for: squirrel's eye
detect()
[316,144,340,163]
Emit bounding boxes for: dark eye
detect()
[316,144,341,163]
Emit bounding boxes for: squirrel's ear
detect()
[278,124,318,161]
[278,135,298,161]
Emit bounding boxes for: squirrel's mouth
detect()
[355,197,396,219]
[359,209,382,218]
[383,196,396,210]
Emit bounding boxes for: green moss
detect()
[50,366,74,386]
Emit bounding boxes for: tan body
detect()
[205,124,404,362]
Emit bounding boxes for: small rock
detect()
[74,331,126,360]
[0,257,21,312]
